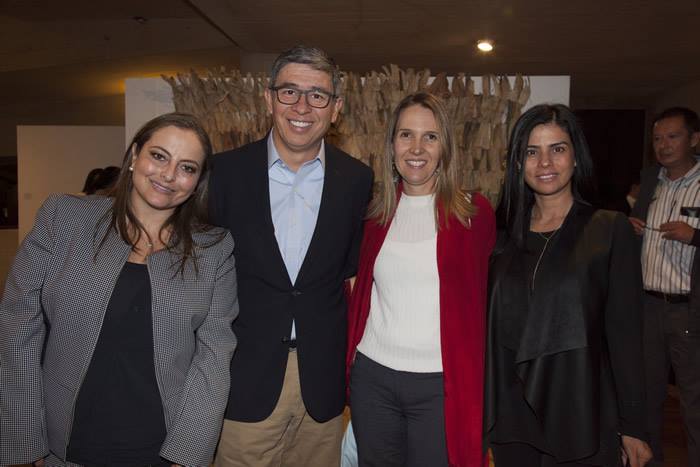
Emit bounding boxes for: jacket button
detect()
[291,289,302,297]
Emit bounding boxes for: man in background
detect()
[630,106,700,466]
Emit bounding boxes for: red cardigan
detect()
[347,191,495,467]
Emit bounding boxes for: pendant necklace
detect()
[531,228,560,292]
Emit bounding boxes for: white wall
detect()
[17,125,124,240]
[125,78,175,148]
[521,76,570,110]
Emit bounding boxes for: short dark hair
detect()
[82,168,103,194]
[93,166,120,194]
[496,104,597,248]
[269,45,341,95]
[652,106,700,134]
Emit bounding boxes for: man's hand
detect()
[659,221,695,244]
[629,217,646,236]
[621,435,653,467]
[33,458,45,467]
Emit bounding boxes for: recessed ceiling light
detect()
[477,39,494,52]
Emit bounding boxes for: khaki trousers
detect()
[214,351,343,467]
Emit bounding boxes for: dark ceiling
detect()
[0,0,699,131]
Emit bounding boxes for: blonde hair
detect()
[367,92,475,227]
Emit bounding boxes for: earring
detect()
[129,165,134,172]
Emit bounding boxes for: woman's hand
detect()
[621,435,653,467]
[32,458,45,467]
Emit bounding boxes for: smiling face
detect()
[129,126,206,218]
[523,122,576,199]
[264,63,343,165]
[393,104,442,196]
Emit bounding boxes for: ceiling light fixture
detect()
[477,39,494,52]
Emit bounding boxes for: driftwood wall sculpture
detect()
[164,67,530,204]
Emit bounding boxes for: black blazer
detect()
[209,137,373,422]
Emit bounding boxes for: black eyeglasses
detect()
[270,86,336,109]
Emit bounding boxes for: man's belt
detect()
[644,290,690,304]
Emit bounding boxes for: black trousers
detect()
[350,352,448,467]
[643,293,700,466]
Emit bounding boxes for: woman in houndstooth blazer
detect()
[0,113,239,467]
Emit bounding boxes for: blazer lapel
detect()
[76,220,131,354]
[91,221,131,296]
[251,141,294,287]
[294,146,343,285]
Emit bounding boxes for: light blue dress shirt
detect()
[267,131,325,339]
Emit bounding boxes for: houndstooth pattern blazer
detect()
[0,194,239,466]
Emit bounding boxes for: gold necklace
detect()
[531,228,560,292]
[536,230,555,241]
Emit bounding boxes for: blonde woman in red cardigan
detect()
[346,92,495,467]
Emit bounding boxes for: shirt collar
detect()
[266,129,326,169]
[658,155,700,186]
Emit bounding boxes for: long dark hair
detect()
[99,112,218,274]
[496,104,597,248]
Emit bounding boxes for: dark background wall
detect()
[576,109,647,213]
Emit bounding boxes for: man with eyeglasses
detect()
[208,45,373,467]
[629,106,700,467]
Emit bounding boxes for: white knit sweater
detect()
[356,193,442,372]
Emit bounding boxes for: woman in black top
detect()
[0,113,238,466]
[485,104,652,467]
